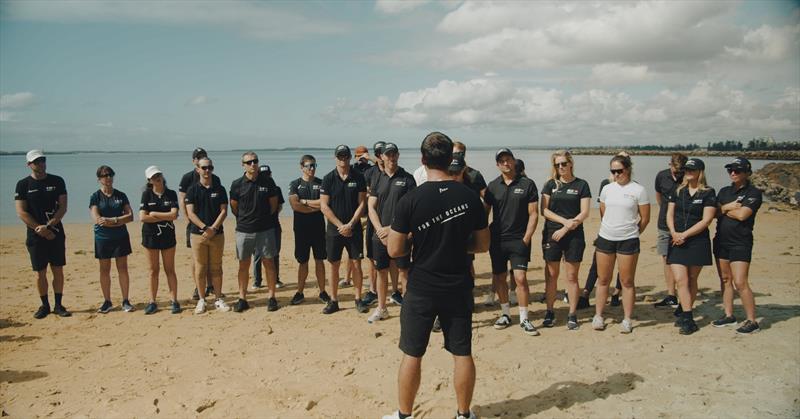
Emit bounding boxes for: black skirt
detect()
[667,233,712,266]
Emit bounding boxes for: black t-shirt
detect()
[465,167,487,192]
[484,175,539,241]
[363,165,383,191]
[352,161,372,175]
[320,169,367,235]
[370,166,417,228]
[668,187,717,234]
[89,189,131,240]
[715,182,762,247]
[139,188,179,237]
[655,169,683,231]
[542,177,591,232]
[391,180,487,292]
[184,182,228,234]
[273,186,285,227]
[229,174,278,233]
[178,170,221,194]
[289,177,325,234]
[15,174,67,240]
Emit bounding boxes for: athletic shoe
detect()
[712,315,737,327]
[250,281,263,290]
[322,300,340,314]
[319,291,332,303]
[362,291,378,306]
[368,307,389,324]
[493,314,512,330]
[194,299,207,314]
[233,299,250,313]
[736,320,760,335]
[456,411,477,419]
[122,300,135,312]
[144,302,158,315]
[654,295,679,308]
[679,319,699,335]
[390,291,404,305]
[192,287,200,301]
[214,298,230,312]
[542,310,555,328]
[267,297,279,312]
[382,411,413,419]
[674,316,686,327]
[620,318,633,334]
[483,292,496,306]
[205,285,214,296]
[355,298,369,313]
[520,319,540,336]
[432,317,442,333]
[170,301,182,314]
[610,294,621,307]
[338,279,351,288]
[509,290,518,306]
[673,305,683,317]
[576,296,590,310]
[567,314,579,330]
[34,305,50,319]
[275,279,285,289]
[98,300,113,314]
[53,305,71,317]
[592,315,605,330]
[290,292,305,305]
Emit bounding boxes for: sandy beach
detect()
[1,209,798,418]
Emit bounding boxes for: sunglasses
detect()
[242,159,259,166]
[610,169,624,175]
[200,165,214,171]
[554,162,570,168]
[727,168,744,175]
[303,163,317,169]
[98,173,114,178]
[336,155,351,161]
[30,157,46,165]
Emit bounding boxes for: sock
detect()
[40,295,50,308]
[398,412,412,419]
[501,303,510,316]
[54,293,63,307]
[518,307,528,322]
[681,310,693,320]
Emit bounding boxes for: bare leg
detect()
[662,255,676,296]
[688,266,702,307]
[162,247,178,302]
[493,271,509,304]
[237,259,251,300]
[116,256,130,301]
[329,260,341,300]
[594,251,616,317]
[36,269,49,298]
[731,261,756,321]
[99,258,112,301]
[397,355,422,415]
[512,269,529,309]
[147,248,160,302]
[297,262,309,293]
[314,260,326,291]
[377,268,389,310]
[671,264,692,312]
[564,261,580,314]
[454,355,476,415]
[716,258,735,317]
[545,261,560,311]
[617,253,639,320]
[351,258,363,300]
[262,258,277,299]
[51,265,64,294]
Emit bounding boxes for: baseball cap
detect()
[145,165,162,180]
[383,142,399,154]
[373,141,386,156]
[259,164,271,175]
[192,147,207,159]
[495,147,514,161]
[684,158,705,171]
[26,149,45,163]
[335,144,351,157]
[448,156,466,173]
[724,157,752,172]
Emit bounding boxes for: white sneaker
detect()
[214,298,230,312]
[368,307,389,324]
[493,314,512,329]
[620,318,633,334]
[194,299,207,314]
[592,315,605,330]
[383,411,414,419]
[483,292,496,306]
[456,411,477,419]
[508,291,518,306]
[338,279,351,288]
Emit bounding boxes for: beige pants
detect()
[190,233,224,288]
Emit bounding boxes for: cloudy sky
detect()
[0,0,798,151]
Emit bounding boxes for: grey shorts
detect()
[236,229,277,260]
[657,229,670,256]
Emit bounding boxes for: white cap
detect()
[145,165,162,180]
[26,149,45,163]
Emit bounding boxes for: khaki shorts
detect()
[191,233,224,278]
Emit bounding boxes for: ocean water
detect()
[0,149,786,224]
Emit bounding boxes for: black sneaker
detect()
[205,285,215,296]
[355,298,369,313]
[673,305,684,317]
[53,305,71,317]
[97,300,113,314]
[170,301,182,314]
[654,295,679,308]
[144,302,158,315]
[251,281,263,290]
[610,294,621,307]
[233,299,250,313]
[736,320,760,335]
[390,291,404,305]
[319,291,332,303]
[34,305,50,319]
[679,319,699,335]
[576,296,590,310]
[712,315,737,328]
[362,291,378,306]
[674,316,686,327]
[267,297,279,312]
[290,292,305,305]
[323,300,340,314]
[192,288,200,301]
[567,314,579,330]
[542,310,555,328]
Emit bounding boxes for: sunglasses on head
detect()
[303,163,317,169]
[554,162,569,168]
[610,169,624,175]
[242,159,259,166]
[200,165,214,171]
[30,157,46,165]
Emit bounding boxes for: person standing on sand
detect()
[319,145,368,314]
[653,153,687,309]
[229,152,280,313]
[361,141,387,307]
[251,164,285,290]
[712,157,763,334]
[14,150,71,319]
[383,132,489,419]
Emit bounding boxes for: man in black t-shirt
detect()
[383,132,489,419]
[251,165,286,290]
[653,152,687,308]
[14,150,72,319]
[361,141,386,306]
[320,145,368,314]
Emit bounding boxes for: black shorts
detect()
[295,230,326,263]
[365,222,375,259]
[399,288,474,357]
[26,234,66,272]
[542,229,586,262]
[372,238,411,270]
[142,234,176,250]
[713,237,752,263]
[595,236,640,255]
[489,238,530,274]
[326,228,364,262]
[95,236,133,260]
[668,234,712,266]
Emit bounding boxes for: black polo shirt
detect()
[14,174,67,240]
[139,188,179,236]
[542,177,591,232]
[668,187,716,234]
[363,164,383,191]
[655,168,684,230]
[184,181,228,234]
[289,177,325,234]
[320,168,367,235]
[465,167,487,192]
[370,166,417,227]
[484,175,538,241]
[229,174,278,233]
[715,182,762,247]
[391,180,487,292]
[89,189,130,240]
[179,170,221,194]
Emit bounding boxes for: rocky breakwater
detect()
[751,162,800,207]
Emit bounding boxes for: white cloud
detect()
[0,92,35,108]
[724,24,800,62]
[590,63,651,85]
[375,0,430,14]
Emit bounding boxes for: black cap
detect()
[373,141,386,156]
[192,147,207,159]
[495,147,514,161]
[259,164,271,175]
[383,142,399,154]
[335,144,351,157]
[684,158,705,171]
[448,156,466,173]
[725,157,751,172]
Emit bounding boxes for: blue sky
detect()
[0,0,798,152]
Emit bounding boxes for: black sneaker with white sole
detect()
[362,291,378,306]
[736,320,760,334]
[712,315,737,327]
[355,298,369,313]
[290,292,305,305]
[233,299,250,313]
[567,314,579,330]
[542,310,555,328]
[322,300,339,314]
[319,291,331,304]
[520,319,540,336]
[654,295,679,308]
[390,291,404,305]
[97,300,113,314]
[493,314,512,329]
[266,297,279,312]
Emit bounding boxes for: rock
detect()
[196,399,216,413]
[153,398,159,406]
[305,400,317,411]
[374,332,382,338]
[751,163,800,207]
[344,368,355,377]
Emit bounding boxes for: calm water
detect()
[0,149,786,224]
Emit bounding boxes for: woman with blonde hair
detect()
[540,150,591,330]
[667,158,717,335]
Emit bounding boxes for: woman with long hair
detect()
[90,165,134,313]
[540,150,591,330]
[139,166,181,314]
[667,158,717,335]
[593,155,650,333]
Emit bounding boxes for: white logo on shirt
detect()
[513,188,525,194]
[148,202,157,206]
[692,199,703,204]
[439,187,448,193]
[566,189,578,195]
[28,189,39,193]
[46,186,56,192]
[394,180,406,187]
[258,187,269,192]
[347,182,357,188]
[211,193,219,198]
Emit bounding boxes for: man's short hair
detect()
[421,132,453,171]
[300,154,316,165]
[453,141,466,153]
[241,151,257,160]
